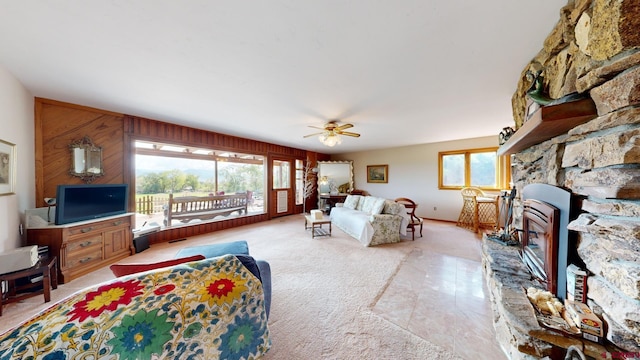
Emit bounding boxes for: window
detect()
[295,159,304,205]
[272,160,290,189]
[438,147,510,190]
[133,140,266,228]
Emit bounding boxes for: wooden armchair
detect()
[394,197,424,240]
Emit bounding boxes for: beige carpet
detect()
[184,215,462,360]
[1,215,461,359]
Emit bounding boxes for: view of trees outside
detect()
[470,152,497,187]
[442,154,465,187]
[134,154,266,228]
[136,155,264,195]
[441,150,497,189]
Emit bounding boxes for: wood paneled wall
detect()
[125,115,309,157]
[35,98,126,205]
[34,98,327,244]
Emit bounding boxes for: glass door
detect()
[270,157,293,217]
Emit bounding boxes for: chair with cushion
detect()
[394,197,424,240]
[456,187,498,233]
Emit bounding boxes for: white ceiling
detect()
[0,1,566,154]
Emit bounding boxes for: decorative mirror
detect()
[316,161,354,195]
[69,136,104,183]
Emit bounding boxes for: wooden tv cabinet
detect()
[26,213,135,284]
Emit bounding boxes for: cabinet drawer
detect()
[67,217,131,236]
[66,235,103,254]
[65,247,103,269]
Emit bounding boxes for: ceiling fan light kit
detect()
[319,132,342,147]
[304,120,361,147]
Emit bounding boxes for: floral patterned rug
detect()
[0,255,270,360]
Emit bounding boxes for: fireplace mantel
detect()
[497,98,597,156]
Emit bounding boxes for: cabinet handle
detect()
[80,241,91,247]
[81,227,93,233]
[113,221,123,226]
[79,257,92,264]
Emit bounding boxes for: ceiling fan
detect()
[303,120,360,147]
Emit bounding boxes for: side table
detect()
[0,256,58,316]
[304,215,332,239]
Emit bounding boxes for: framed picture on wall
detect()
[367,164,388,183]
[0,139,16,196]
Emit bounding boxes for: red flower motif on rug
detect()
[154,284,176,296]
[68,279,144,322]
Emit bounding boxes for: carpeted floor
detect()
[1,214,463,359]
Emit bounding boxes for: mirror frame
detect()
[69,136,104,183]
[316,160,354,195]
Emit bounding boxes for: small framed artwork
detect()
[0,139,16,196]
[367,164,388,183]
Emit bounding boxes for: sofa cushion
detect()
[383,200,404,215]
[360,196,380,214]
[370,197,386,215]
[175,240,249,258]
[343,195,361,210]
[109,255,205,277]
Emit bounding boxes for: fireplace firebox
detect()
[521,184,575,300]
[521,199,560,294]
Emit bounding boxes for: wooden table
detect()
[318,194,348,214]
[0,256,57,316]
[304,215,332,238]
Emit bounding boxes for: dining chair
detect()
[394,197,424,240]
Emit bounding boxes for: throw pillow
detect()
[110,255,205,277]
[370,198,386,215]
[343,195,360,210]
[235,254,262,282]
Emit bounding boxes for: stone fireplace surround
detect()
[482,0,640,358]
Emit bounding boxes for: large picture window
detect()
[133,140,266,228]
[438,147,509,190]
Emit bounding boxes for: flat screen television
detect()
[55,184,129,225]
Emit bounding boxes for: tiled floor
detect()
[372,220,506,359]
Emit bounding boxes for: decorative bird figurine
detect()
[525,70,553,106]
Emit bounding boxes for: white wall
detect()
[334,136,499,222]
[0,65,35,253]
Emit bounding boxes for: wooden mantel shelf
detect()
[498,97,598,156]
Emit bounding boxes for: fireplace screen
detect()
[521,199,560,294]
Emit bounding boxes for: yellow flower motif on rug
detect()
[198,275,248,307]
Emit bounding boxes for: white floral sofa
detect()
[330,195,409,246]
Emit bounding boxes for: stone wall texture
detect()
[506,0,640,353]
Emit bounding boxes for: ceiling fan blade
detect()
[308,125,326,130]
[335,123,353,131]
[303,132,324,138]
[339,131,361,137]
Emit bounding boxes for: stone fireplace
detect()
[482,0,640,358]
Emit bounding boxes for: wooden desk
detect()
[318,194,348,213]
[0,256,58,316]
